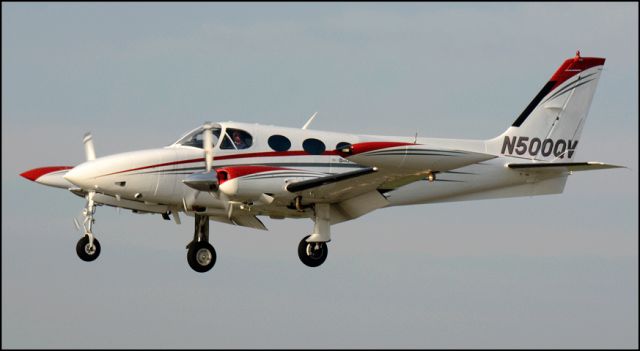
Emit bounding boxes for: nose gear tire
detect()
[76,235,101,262]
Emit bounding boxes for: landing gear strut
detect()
[186,213,216,272]
[297,203,331,267]
[76,190,101,262]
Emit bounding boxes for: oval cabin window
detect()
[302,138,326,155]
[268,135,291,152]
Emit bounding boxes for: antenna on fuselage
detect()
[302,112,318,130]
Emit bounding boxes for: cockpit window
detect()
[174,127,221,149]
[220,128,253,150]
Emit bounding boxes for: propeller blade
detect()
[202,122,214,172]
[73,217,81,231]
[83,133,96,161]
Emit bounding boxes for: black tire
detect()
[297,235,328,267]
[187,241,216,273]
[76,235,101,262]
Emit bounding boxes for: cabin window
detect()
[336,142,351,151]
[268,135,291,152]
[220,128,253,150]
[302,138,326,155]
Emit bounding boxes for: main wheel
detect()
[76,235,101,262]
[298,235,328,267]
[187,241,216,273]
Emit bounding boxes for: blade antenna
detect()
[302,112,318,130]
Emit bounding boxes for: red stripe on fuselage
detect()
[215,165,291,184]
[20,166,73,181]
[340,141,417,157]
[100,150,339,177]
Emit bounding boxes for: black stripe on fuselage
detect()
[285,167,377,193]
[365,149,466,155]
[364,152,459,157]
[130,162,365,176]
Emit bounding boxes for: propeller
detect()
[72,132,98,233]
[182,122,221,211]
[203,122,214,172]
[83,133,96,161]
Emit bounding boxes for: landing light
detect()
[427,172,436,182]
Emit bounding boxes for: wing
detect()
[286,142,496,203]
[281,142,496,223]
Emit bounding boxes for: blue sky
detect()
[2,2,637,348]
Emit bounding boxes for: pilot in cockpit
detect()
[231,130,247,149]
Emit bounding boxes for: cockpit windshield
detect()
[173,127,222,149]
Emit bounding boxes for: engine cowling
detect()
[216,165,322,201]
[182,171,219,192]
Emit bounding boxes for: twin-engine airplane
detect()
[21,52,623,272]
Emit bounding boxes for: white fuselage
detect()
[61,121,566,223]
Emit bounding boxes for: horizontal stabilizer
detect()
[508,161,624,172]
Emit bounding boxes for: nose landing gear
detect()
[75,191,101,262]
[76,235,101,261]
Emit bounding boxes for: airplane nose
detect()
[64,162,95,188]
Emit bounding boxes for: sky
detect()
[2,2,638,348]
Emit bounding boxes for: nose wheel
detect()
[76,235,101,261]
[75,190,102,262]
[298,235,328,267]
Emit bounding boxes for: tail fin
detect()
[487,52,605,161]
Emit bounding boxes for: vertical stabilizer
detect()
[487,52,605,161]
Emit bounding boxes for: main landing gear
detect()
[75,191,101,262]
[297,203,331,267]
[186,213,217,273]
[72,199,331,271]
[298,236,328,267]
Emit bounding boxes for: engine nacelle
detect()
[182,171,219,192]
[216,165,321,202]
